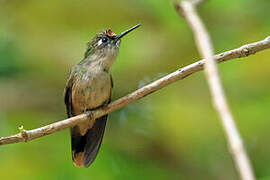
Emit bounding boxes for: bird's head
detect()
[84,24,141,59]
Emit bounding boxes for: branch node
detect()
[18,125,28,142]
[173,2,185,17]
[243,47,250,56]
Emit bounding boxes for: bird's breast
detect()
[71,71,112,115]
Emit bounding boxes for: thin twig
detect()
[174,1,256,180]
[0,36,270,146]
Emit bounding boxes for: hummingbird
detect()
[64,24,141,167]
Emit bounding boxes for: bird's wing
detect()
[64,67,77,118]
[110,74,114,88]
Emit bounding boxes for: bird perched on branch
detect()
[64,24,141,167]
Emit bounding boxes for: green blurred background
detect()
[0,0,269,179]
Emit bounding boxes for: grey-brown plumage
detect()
[64,24,141,167]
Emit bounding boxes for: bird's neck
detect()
[80,51,118,71]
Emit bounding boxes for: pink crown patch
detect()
[106,29,116,37]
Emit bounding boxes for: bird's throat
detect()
[83,49,118,71]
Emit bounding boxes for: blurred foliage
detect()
[0,0,270,179]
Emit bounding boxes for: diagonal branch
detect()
[174,1,256,180]
[0,36,269,146]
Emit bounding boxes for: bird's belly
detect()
[72,73,111,115]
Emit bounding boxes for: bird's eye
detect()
[102,37,108,43]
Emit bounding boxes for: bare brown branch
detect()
[0,36,270,147]
[174,1,256,180]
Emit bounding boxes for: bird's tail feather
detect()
[70,115,107,167]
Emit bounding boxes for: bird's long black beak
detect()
[115,24,141,40]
